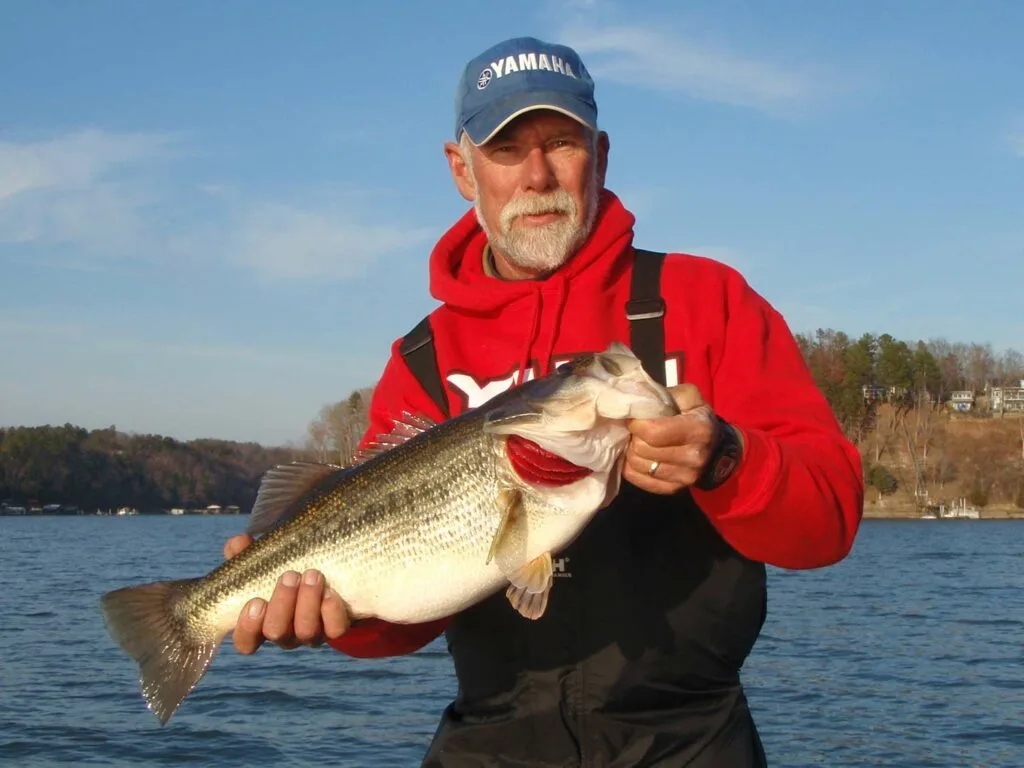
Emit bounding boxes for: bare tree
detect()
[998,348,1024,386]
[1019,417,1024,466]
[864,403,904,467]
[899,401,943,505]
[305,415,331,464]
[304,387,376,467]
[964,343,995,392]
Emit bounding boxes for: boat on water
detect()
[920,498,981,520]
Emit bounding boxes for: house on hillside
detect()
[861,384,913,404]
[862,385,886,403]
[949,390,975,412]
[990,381,1024,413]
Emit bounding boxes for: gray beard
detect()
[475,172,599,275]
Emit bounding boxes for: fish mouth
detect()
[484,343,679,438]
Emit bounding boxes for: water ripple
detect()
[1,516,1021,766]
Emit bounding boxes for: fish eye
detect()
[568,353,595,373]
[598,356,623,376]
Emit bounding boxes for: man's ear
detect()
[595,131,610,188]
[444,141,477,202]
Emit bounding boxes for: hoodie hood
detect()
[429,189,637,314]
[426,188,638,391]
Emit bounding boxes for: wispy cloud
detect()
[0,129,174,254]
[225,202,434,281]
[0,129,431,280]
[0,129,174,201]
[559,21,819,113]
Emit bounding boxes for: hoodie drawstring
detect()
[516,291,542,386]
[516,273,570,384]
[542,273,569,376]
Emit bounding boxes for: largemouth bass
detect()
[100,343,678,724]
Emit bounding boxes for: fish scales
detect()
[185,413,508,634]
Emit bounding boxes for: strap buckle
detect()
[625,298,666,321]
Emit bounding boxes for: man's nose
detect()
[520,146,556,193]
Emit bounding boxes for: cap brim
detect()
[461,90,597,146]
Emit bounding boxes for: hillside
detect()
[858,405,1024,518]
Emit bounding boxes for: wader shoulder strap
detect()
[626,249,668,386]
[398,316,450,419]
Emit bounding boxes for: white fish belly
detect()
[327,508,597,624]
[328,552,507,624]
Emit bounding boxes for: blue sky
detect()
[1,0,1021,445]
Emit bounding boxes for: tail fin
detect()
[100,579,222,725]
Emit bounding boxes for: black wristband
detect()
[695,414,742,491]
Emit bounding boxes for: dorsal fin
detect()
[348,411,436,465]
[247,462,343,536]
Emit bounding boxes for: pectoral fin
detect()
[505,552,554,620]
[487,489,554,618]
[486,488,523,565]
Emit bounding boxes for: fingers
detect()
[627,408,714,477]
[232,569,347,655]
[227,532,262,655]
[224,533,253,560]
[293,570,327,646]
[623,394,716,495]
[321,588,350,640]
[626,441,709,483]
[628,403,714,448]
[623,443,706,493]
[262,571,302,649]
[667,383,707,412]
[233,598,268,655]
[621,457,682,495]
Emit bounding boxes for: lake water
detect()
[0,516,1021,767]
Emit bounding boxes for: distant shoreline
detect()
[4,506,1022,520]
[863,503,1024,520]
[0,509,244,517]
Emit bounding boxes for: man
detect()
[225,36,864,766]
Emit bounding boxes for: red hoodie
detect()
[329,190,864,658]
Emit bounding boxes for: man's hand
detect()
[623,383,720,495]
[223,534,350,655]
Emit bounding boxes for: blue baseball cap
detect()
[454,36,597,145]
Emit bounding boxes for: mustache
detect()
[500,190,577,231]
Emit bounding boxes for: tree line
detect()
[795,330,1024,508]
[2,330,1022,513]
[0,424,296,512]
[795,331,1023,440]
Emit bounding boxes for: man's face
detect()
[445,110,609,278]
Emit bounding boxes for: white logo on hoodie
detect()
[446,358,680,410]
[447,370,531,409]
